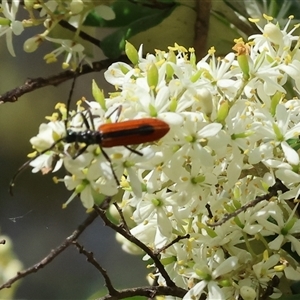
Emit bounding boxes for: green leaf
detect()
[286,138,300,151]
[84,0,176,28]
[100,3,178,58]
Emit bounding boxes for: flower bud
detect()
[24,0,35,9]
[216,100,229,123]
[0,17,10,26]
[233,39,250,80]
[240,286,256,300]
[270,91,282,116]
[125,41,138,65]
[147,63,158,90]
[23,35,42,53]
[70,0,83,14]
[92,80,106,110]
[198,88,213,115]
[264,22,283,45]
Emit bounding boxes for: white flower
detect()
[184,256,238,300]
[0,0,24,56]
[25,20,300,298]
[256,202,300,255]
[44,37,88,69]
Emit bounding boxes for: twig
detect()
[59,20,102,48]
[0,58,128,104]
[73,241,118,296]
[194,0,211,58]
[93,205,176,287]
[0,209,98,290]
[112,202,130,232]
[207,178,289,227]
[97,285,187,300]
[155,234,190,255]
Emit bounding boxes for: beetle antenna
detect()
[66,63,82,120]
[9,62,84,195]
[9,138,65,195]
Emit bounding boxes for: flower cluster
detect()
[27,16,300,300]
[0,0,115,67]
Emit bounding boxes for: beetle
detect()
[9,110,170,194]
[9,66,170,194]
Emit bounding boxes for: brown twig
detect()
[194,0,212,58]
[97,285,187,300]
[112,202,130,232]
[93,205,177,288]
[207,178,289,227]
[0,57,128,104]
[155,234,190,255]
[73,241,118,296]
[59,20,102,48]
[0,209,98,290]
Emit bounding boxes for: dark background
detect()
[0,24,147,300]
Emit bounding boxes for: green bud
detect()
[70,0,83,14]
[216,100,229,123]
[219,279,232,287]
[282,217,297,234]
[231,131,254,140]
[191,175,205,184]
[152,198,162,207]
[24,0,35,9]
[185,135,196,143]
[272,123,284,141]
[161,256,177,266]
[147,63,158,90]
[190,70,202,83]
[169,97,177,112]
[167,50,176,63]
[233,216,243,228]
[75,179,89,194]
[224,203,235,213]
[204,226,217,238]
[195,268,211,280]
[165,63,174,81]
[0,17,10,26]
[148,103,157,117]
[190,50,196,67]
[125,41,138,65]
[123,160,134,168]
[119,63,130,75]
[233,186,241,200]
[270,91,282,116]
[23,36,41,53]
[237,54,250,80]
[92,80,106,110]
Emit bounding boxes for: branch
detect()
[73,241,118,296]
[155,234,190,255]
[97,285,187,300]
[59,20,102,48]
[207,178,289,227]
[0,57,128,104]
[0,209,99,290]
[93,205,177,288]
[73,227,187,300]
[194,0,211,58]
